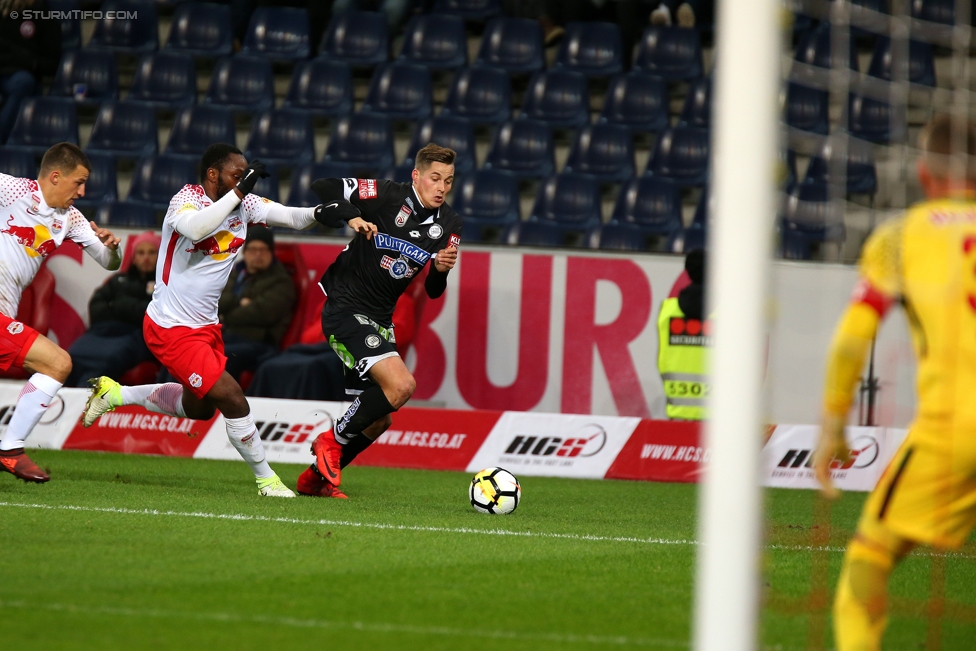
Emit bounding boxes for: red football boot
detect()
[296,466,348,498]
[311,429,343,486]
[0,448,50,483]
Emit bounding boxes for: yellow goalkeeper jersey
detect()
[860,198,976,442]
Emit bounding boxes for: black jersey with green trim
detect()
[318,178,462,325]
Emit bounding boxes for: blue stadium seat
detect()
[667,187,708,252]
[323,113,395,173]
[96,201,158,227]
[433,0,501,20]
[166,105,236,158]
[244,109,315,167]
[361,62,433,121]
[87,102,158,159]
[128,52,197,109]
[633,27,704,81]
[283,59,353,118]
[242,7,310,62]
[88,0,158,53]
[598,72,669,133]
[399,14,468,70]
[128,155,198,210]
[563,123,635,182]
[553,22,623,78]
[610,176,682,234]
[802,141,878,195]
[912,0,955,25]
[50,51,118,106]
[165,2,233,58]
[6,98,78,154]
[482,119,554,179]
[73,152,117,208]
[645,126,709,187]
[589,222,658,251]
[783,148,798,191]
[319,11,388,68]
[474,17,544,74]
[403,116,476,174]
[440,66,512,125]
[793,22,858,74]
[506,221,585,248]
[530,173,602,226]
[204,56,275,113]
[0,149,38,179]
[848,94,897,144]
[450,169,519,242]
[381,164,415,184]
[519,69,590,129]
[252,164,280,202]
[678,77,711,128]
[784,83,829,135]
[288,161,357,207]
[49,0,81,50]
[781,183,845,259]
[867,37,936,87]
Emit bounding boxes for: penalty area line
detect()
[0,599,686,648]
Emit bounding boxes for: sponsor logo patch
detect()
[354,315,371,325]
[365,334,382,349]
[358,179,378,199]
[409,230,421,239]
[6,321,24,336]
[449,233,461,249]
[428,224,443,239]
[503,425,608,459]
[51,219,62,234]
[668,318,712,346]
[395,205,412,227]
[227,215,243,232]
[188,373,203,388]
[374,233,431,265]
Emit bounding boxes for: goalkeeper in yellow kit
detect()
[814,115,976,650]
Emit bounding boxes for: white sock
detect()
[0,373,62,451]
[225,414,273,479]
[120,383,186,417]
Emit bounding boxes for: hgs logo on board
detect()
[255,412,334,447]
[502,424,607,458]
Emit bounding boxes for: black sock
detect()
[334,384,395,443]
[340,433,375,468]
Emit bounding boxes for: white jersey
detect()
[0,173,103,318]
[147,184,276,329]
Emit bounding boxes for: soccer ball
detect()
[469,467,521,515]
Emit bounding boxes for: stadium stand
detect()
[252,165,281,202]
[784,83,830,135]
[450,169,520,242]
[668,187,709,253]
[611,176,683,236]
[361,62,434,121]
[87,0,159,54]
[87,102,158,159]
[50,51,119,106]
[519,69,591,130]
[242,7,311,62]
[780,183,846,260]
[433,0,501,20]
[590,222,658,252]
[283,59,354,118]
[598,72,670,133]
[204,56,275,113]
[5,98,79,154]
[398,14,468,70]
[474,17,545,74]
[128,52,198,109]
[678,77,712,129]
[289,162,358,208]
[440,66,512,124]
[127,155,197,211]
[847,94,898,144]
[95,201,158,228]
[553,22,624,78]
[318,11,389,68]
[867,37,937,87]
[792,22,859,77]
[244,109,316,168]
[563,123,636,182]
[73,152,118,209]
[506,221,584,248]
[322,113,396,173]
[632,26,704,81]
[0,149,38,179]
[165,2,234,58]
[530,173,602,227]
[403,116,476,174]
[49,0,82,50]
[645,126,710,188]
[802,142,878,197]
[482,119,555,179]
[911,0,956,25]
[166,106,236,158]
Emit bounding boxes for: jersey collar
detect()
[410,185,440,225]
[34,183,58,217]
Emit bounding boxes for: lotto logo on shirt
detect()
[185,230,246,261]
[358,179,378,199]
[1,216,57,258]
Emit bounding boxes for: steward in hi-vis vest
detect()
[657,250,709,420]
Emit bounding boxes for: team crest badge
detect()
[188,373,203,388]
[227,216,243,232]
[365,334,381,349]
[395,205,412,227]
[380,255,417,280]
[6,321,23,335]
[428,224,443,239]
[51,219,62,234]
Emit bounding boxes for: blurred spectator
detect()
[218,226,296,380]
[247,274,421,400]
[66,232,159,387]
[331,0,409,33]
[0,0,61,143]
[650,0,714,28]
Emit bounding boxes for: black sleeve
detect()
[309,178,361,228]
[425,267,448,299]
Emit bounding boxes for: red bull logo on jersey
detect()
[1,216,57,258]
[185,230,246,261]
[227,216,243,232]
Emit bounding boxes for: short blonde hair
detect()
[415,144,456,173]
[918,114,976,181]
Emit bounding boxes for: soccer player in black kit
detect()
[296,144,462,498]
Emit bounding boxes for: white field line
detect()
[0,501,973,559]
[0,599,685,648]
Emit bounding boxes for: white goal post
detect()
[693,0,781,649]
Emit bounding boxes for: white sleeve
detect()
[262,202,317,230]
[67,210,121,271]
[172,191,241,242]
[0,173,35,208]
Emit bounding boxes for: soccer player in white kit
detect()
[82,143,336,497]
[0,143,122,483]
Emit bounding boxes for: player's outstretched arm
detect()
[69,213,121,271]
[425,246,458,298]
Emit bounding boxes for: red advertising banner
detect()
[604,420,704,483]
[62,406,217,457]
[355,407,502,471]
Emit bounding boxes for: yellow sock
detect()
[833,533,901,651]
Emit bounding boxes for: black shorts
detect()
[321,301,398,396]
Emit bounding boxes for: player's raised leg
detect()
[0,334,71,483]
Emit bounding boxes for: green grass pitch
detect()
[0,450,973,650]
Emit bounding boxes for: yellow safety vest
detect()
[657,297,709,420]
